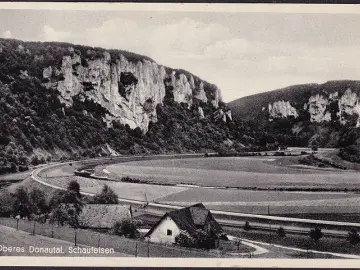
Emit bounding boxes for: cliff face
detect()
[0,38,237,171]
[268,100,298,120]
[267,88,360,127]
[42,48,222,133]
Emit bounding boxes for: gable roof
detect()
[79,204,132,229]
[145,203,223,238]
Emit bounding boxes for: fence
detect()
[0,218,225,258]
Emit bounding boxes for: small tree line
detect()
[0,180,139,239]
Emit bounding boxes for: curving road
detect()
[30,155,360,240]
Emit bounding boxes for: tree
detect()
[29,188,48,221]
[92,184,118,204]
[348,229,360,245]
[277,227,286,238]
[309,227,323,243]
[67,180,81,196]
[49,206,69,226]
[112,219,139,238]
[12,187,31,218]
[48,181,84,227]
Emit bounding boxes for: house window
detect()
[167,229,172,236]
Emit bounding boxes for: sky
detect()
[0,5,360,102]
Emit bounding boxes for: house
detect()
[78,204,132,229]
[145,203,226,247]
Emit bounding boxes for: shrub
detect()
[244,221,251,231]
[175,232,195,248]
[112,219,139,238]
[348,229,360,245]
[67,180,80,195]
[92,184,118,204]
[309,227,323,243]
[277,227,286,237]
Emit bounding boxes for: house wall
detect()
[148,216,181,244]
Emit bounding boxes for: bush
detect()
[67,180,80,195]
[175,232,195,248]
[244,221,251,231]
[309,227,323,243]
[112,219,139,238]
[121,176,142,183]
[174,230,214,249]
[91,184,118,204]
[348,229,360,245]
[277,227,286,237]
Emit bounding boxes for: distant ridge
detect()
[228,80,360,121]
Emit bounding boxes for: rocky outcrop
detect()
[268,88,360,126]
[338,88,360,126]
[211,86,221,108]
[268,100,298,119]
[225,109,232,121]
[43,50,223,133]
[214,108,232,122]
[171,72,193,106]
[194,82,208,103]
[308,94,331,122]
[198,106,205,119]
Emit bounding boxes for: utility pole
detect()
[32,220,36,236]
[268,204,272,245]
[16,216,19,231]
[135,241,138,257]
[51,223,54,238]
[147,239,150,257]
[74,228,77,246]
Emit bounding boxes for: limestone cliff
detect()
[42,48,222,133]
[268,100,298,119]
[267,88,360,126]
[307,94,331,123]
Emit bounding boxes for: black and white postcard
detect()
[0,2,359,268]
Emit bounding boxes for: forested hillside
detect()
[0,38,267,174]
[228,81,360,162]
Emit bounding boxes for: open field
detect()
[0,171,32,189]
[104,155,360,215]
[156,187,360,215]
[43,176,187,202]
[106,156,360,189]
[23,153,360,216]
[158,188,357,203]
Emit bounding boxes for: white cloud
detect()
[32,18,360,102]
[149,18,231,55]
[40,25,72,42]
[1,30,12,39]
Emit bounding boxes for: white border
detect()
[0,2,358,14]
[1,2,360,268]
[0,257,360,267]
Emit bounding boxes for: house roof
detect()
[78,204,132,229]
[145,203,223,238]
